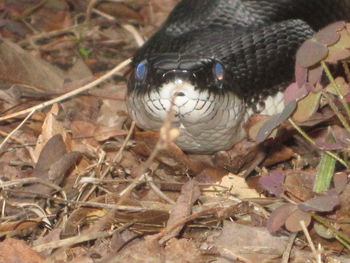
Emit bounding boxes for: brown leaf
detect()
[160,179,200,243]
[259,170,285,196]
[111,236,162,263]
[31,0,72,31]
[13,135,81,201]
[292,90,322,122]
[97,2,144,24]
[33,134,67,174]
[333,172,348,194]
[211,221,288,262]
[285,209,311,232]
[133,131,206,174]
[0,238,44,263]
[284,170,315,202]
[0,39,65,93]
[33,104,68,162]
[267,203,296,232]
[164,238,204,263]
[47,151,81,184]
[326,26,350,63]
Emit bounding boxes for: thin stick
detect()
[145,174,176,205]
[288,118,349,168]
[300,220,320,263]
[281,232,298,263]
[34,223,132,253]
[322,61,350,122]
[0,109,35,151]
[0,58,131,122]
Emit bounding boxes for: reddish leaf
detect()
[285,209,311,232]
[284,82,308,104]
[344,93,350,102]
[256,101,296,143]
[259,170,285,196]
[315,126,350,150]
[295,64,307,87]
[307,65,323,86]
[296,39,328,67]
[326,27,350,63]
[292,91,322,123]
[333,172,348,194]
[267,203,296,233]
[298,194,340,212]
[314,21,345,45]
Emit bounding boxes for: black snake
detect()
[126,0,350,153]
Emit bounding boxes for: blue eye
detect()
[135,60,148,81]
[213,62,224,81]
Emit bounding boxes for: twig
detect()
[117,98,178,204]
[0,109,35,151]
[122,24,145,47]
[34,223,132,253]
[281,232,298,263]
[300,220,320,263]
[322,91,350,132]
[145,174,176,205]
[113,121,136,163]
[288,118,349,168]
[0,177,62,192]
[311,213,350,247]
[322,61,350,123]
[0,58,131,122]
[91,7,145,48]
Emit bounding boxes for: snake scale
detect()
[126,0,350,153]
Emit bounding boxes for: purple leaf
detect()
[314,21,345,45]
[259,170,285,196]
[267,203,296,233]
[284,82,308,104]
[298,194,340,212]
[296,39,328,67]
[256,101,296,143]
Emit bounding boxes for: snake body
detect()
[127,0,350,153]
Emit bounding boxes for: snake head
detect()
[127,53,228,95]
[126,53,246,153]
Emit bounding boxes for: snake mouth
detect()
[126,79,248,153]
[142,79,216,124]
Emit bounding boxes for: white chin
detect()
[126,80,247,153]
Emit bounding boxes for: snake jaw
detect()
[126,78,248,153]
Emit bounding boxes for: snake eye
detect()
[213,62,224,81]
[135,60,148,81]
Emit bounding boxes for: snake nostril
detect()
[174,91,185,97]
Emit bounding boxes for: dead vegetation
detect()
[0,1,350,262]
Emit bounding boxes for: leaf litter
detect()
[0,1,350,262]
